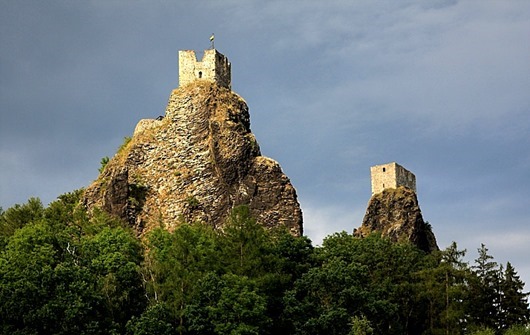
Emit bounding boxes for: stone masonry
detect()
[357,163,438,252]
[178,49,231,89]
[370,162,416,195]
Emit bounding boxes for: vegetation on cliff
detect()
[1,193,529,335]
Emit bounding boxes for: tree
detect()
[468,244,502,330]
[219,205,273,278]
[43,190,88,233]
[283,256,367,335]
[0,195,145,335]
[126,303,174,335]
[186,273,270,335]
[0,222,102,334]
[284,233,430,335]
[417,242,470,334]
[267,230,315,334]
[499,262,530,329]
[81,226,146,332]
[0,197,44,242]
[349,315,374,335]
[144,222,218,334]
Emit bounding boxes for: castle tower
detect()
[178,49,231,89]
[370,162,416,195]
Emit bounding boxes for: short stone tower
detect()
[370,162,416,195]
[178,49,231,89]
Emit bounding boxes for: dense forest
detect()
[1,191,529,335]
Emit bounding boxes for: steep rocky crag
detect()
[354,187,438,253]
[83,82,303,236]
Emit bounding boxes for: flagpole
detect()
[210,33,215,49]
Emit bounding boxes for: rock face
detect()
[83,82,303,236]
[354,187,438,253]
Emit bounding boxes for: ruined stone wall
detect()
[178,49,231,89]
[395,164,416,193]
[371,162,416,195]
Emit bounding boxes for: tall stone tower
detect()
[370,162,416,195]
[357,162,438,252]
[178,49,231,89]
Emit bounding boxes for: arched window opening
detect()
[198,71,203,78]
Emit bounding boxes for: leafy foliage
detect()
[0,197,44,246]
[0,192,145,334]
[186,273,270,335]
[1,197,529,334]
[99,156,110,173]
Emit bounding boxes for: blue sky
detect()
[1,0,530,287]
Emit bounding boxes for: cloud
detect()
[300,198,365,246]
[447,225,530,291]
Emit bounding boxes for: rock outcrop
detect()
[354,187,438,253]
[83,82,303,236]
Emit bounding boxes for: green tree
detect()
[499,262,530,329]
[0,197,44,242]
[0,194,145,334]
[417,242,470,334]
[219,205,273,278]
[349,315,374,335]
[81,226,146,332]
[284,233,430,334]
[186,273,271,335]
[283,256,371,335]
[126,303,174,335]
[468,244,502,331]
[144,222,218,333]
[0,222,102,334]
[268,230,315,334]
[271,230,315,281]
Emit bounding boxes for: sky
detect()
[1,0,529,288]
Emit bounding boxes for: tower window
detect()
[382,168,386,172]
[198,71,203,78]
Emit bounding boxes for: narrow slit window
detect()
[198,71,203,78]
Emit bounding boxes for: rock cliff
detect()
[83,82,303,236]
[354,187,438,253]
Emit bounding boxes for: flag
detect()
[210,33,215,42]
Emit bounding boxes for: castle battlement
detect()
[178,49,231,89]
[370,162,416,195]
